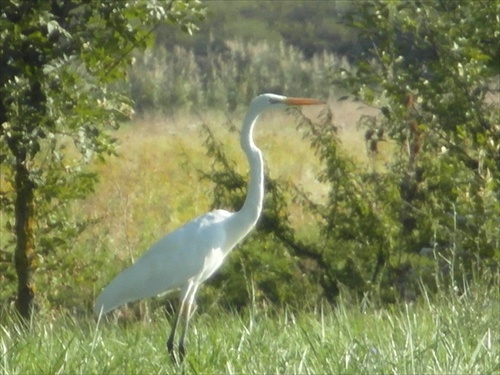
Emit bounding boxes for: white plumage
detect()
[94,210,231,314]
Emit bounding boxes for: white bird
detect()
[94,93,324,364]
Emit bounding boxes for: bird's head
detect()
[252,93,325,112]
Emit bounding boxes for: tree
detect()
[332,0,500,297]
[0,0,205,319]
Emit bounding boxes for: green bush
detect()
[338,0,499,293]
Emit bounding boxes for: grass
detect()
[1,282,498,374]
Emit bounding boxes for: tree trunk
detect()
[13,157,36,319]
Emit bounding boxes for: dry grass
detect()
[82,100,376,262]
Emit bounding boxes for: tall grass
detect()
[1,279,498,374]
[128,39,349,114]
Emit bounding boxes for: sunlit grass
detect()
[1,282,498,374]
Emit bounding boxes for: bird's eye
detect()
[268,98,280,104]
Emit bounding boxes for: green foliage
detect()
[0,0,205,315]
[2,0,497,317]
[155,1,358,60]
[329,0,500,297]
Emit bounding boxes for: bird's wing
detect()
[94,209,232,314]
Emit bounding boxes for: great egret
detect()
[94,93,324,364]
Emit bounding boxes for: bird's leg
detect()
[166,305,182,361]
[167,282,197,365]
[178,301,194,363]
[178,283,199,364]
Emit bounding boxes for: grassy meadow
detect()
[2,103,499,374]
[1,283,498,374]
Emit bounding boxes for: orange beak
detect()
[284,97,325,106]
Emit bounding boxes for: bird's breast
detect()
[196,247,225,283]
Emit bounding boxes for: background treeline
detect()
[128,41,347,114]
[156,1,361,59]
[127,1,361,114]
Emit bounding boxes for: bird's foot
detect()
[167,342,185,366]
[167,339,177,365]
[178,342,186,364]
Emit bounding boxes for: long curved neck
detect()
[224,107,264,251]
[239,109,264,222]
